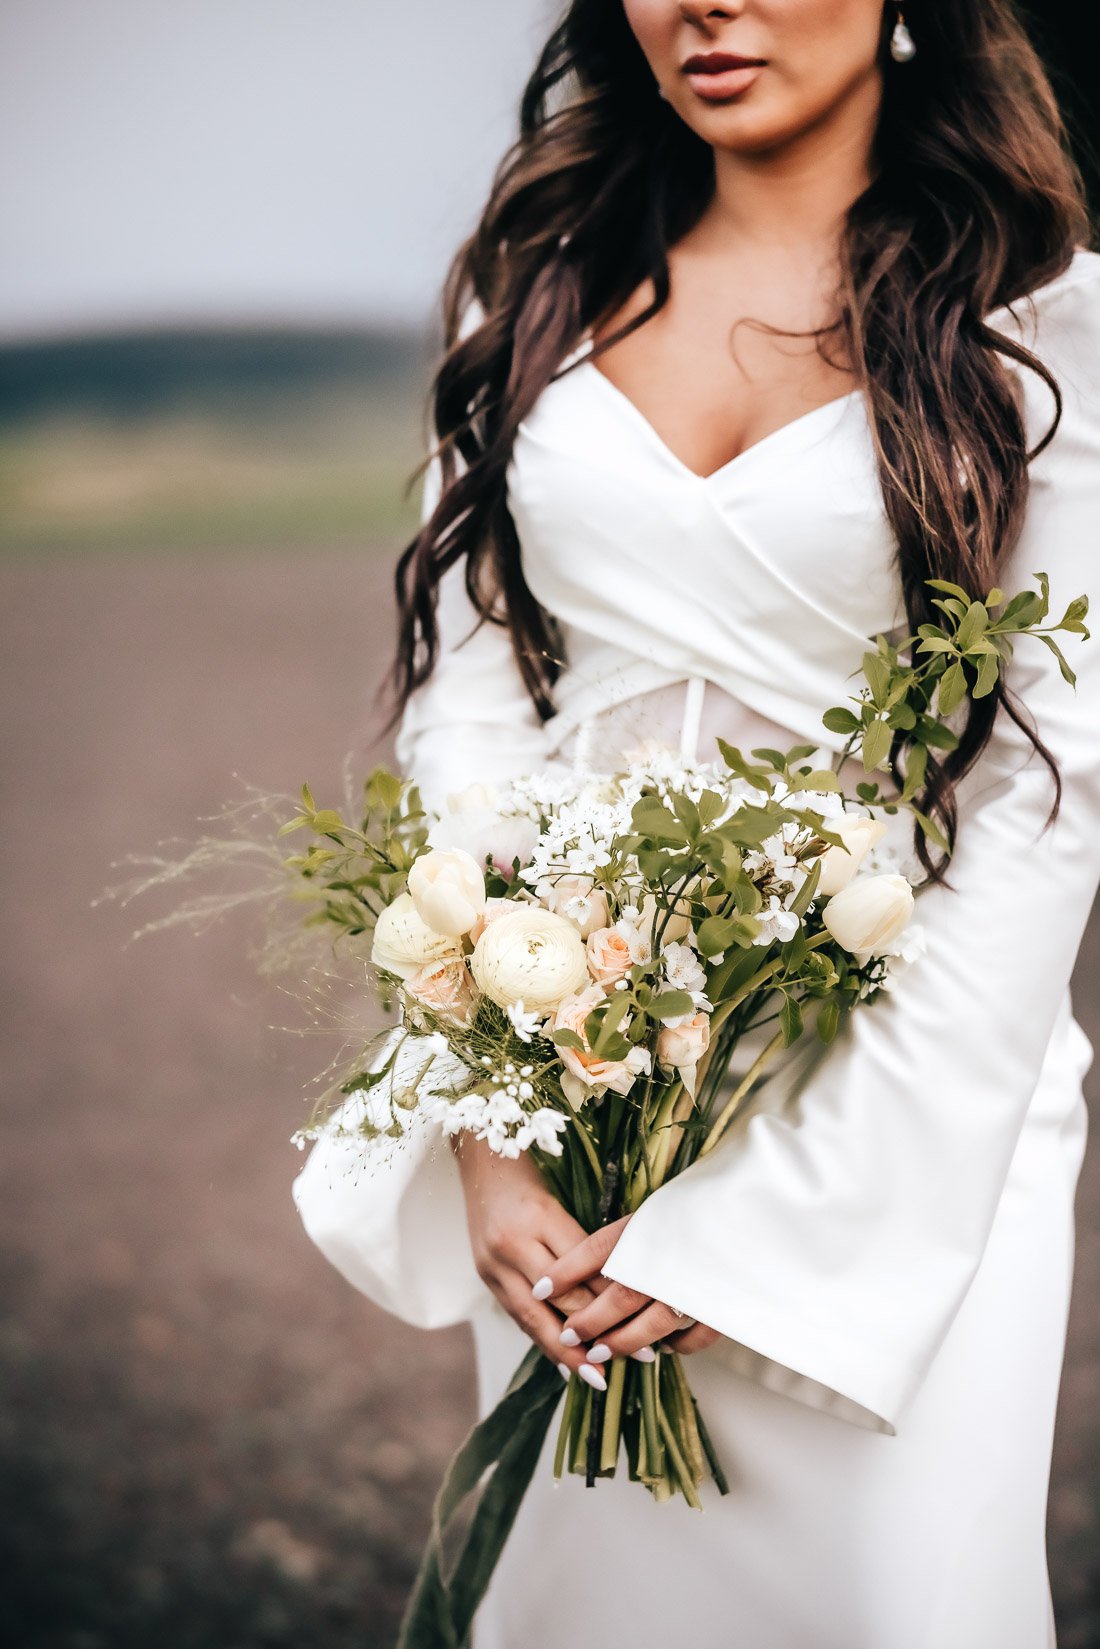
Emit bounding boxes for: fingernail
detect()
[586,1343,612,1364]
[531,1275,553,1301]
[630,1346,657,1362]
[556,1361,571,1381]
[559,1327,581,1347]
[577,1363,607,1393]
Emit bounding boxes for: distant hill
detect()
[0,325,431,423]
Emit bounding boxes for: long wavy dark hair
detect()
[387,0,1093,880]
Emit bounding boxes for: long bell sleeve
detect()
[292,439,554,1328]
[599,260,1100,1436]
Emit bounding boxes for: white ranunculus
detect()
[371,892,462,980]
[407,847,486,936]
[822,873,914,958]
[816,815,889,896]
[470,907,590,1014]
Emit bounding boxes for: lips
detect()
[681,50,766,102]
[682,52,765,75]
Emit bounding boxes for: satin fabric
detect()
[293,250,1100,1646]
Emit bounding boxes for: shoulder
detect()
[986,248,1100,442]
[987,247,1100,360]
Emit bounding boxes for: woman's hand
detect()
[532,1214,721,1362]
[450,1133,611,1380]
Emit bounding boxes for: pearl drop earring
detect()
[890,7,916,62]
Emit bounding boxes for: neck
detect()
[703,79,881,252]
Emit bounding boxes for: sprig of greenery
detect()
[277,766,429,938]
[819,571,1089,851]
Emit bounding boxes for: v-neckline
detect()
[573,343,862,484]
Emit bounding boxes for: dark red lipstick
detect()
[682,50,766,101]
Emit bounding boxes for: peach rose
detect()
[586,917,650,986]
[552,983,652,1108]
[405,955,476,1027]
[656,1011,711,1095]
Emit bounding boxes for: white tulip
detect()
[407,848,487,937]
[371,892,462,980]
[470,907,590,1014]
[822,873,915,958]
[816,815,889,896]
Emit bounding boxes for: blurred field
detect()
[0,330,428,555]
[0,342,1097,1647]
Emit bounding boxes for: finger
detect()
[541,1204,614,1302]
[580,1299,687,1362]
[516,1238,599,1316]
[499,1271,604,1384]
[662,1321,721,1355]
[557,1278,652,1348]
[530,1214,632,1304]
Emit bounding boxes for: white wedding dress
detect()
[293,250,1100,1648]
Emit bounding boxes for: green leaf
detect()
[925,577,971,602]
[649,989,697,1020]
[910,807,950,854]
[277,815,309,838]
[936,660,967,717]
[861,651,890,702]
[816,999,841,1044]
[310,809,346,835]
[915,717,959,751]
[861,717,892,771]
[398,1347,562,1649]
[789,768,842,793]
[974,649,1001,699]
[822,706,861,736]
[954,601,989,652]
[779,996,804,1047]
[1036,632,1077,685]
[749,747,789,772]
[630,798,689,843]
[550,1027,586,1054]
[900,740,928,801]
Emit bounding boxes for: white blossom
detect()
[505,998,545,1042]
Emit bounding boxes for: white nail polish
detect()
[531,1275,553,1301]
[556,1361,571,1381]
[577,1363,607,1393]
[631,1346,657,1363]
[586,1343,612,1364]
[559,1326,581,1347]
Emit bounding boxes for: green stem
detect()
[600,1357,627,1473]
[656,1405,703,1510]
[639,1357,663,1481]
[698,1029,785,1160]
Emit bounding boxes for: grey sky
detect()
[0,0,553,341]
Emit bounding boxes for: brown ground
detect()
[1,552,1097,1648]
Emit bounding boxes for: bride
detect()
[295,2,1100,1644]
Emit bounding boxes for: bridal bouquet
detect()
[109,571,1086,1649]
